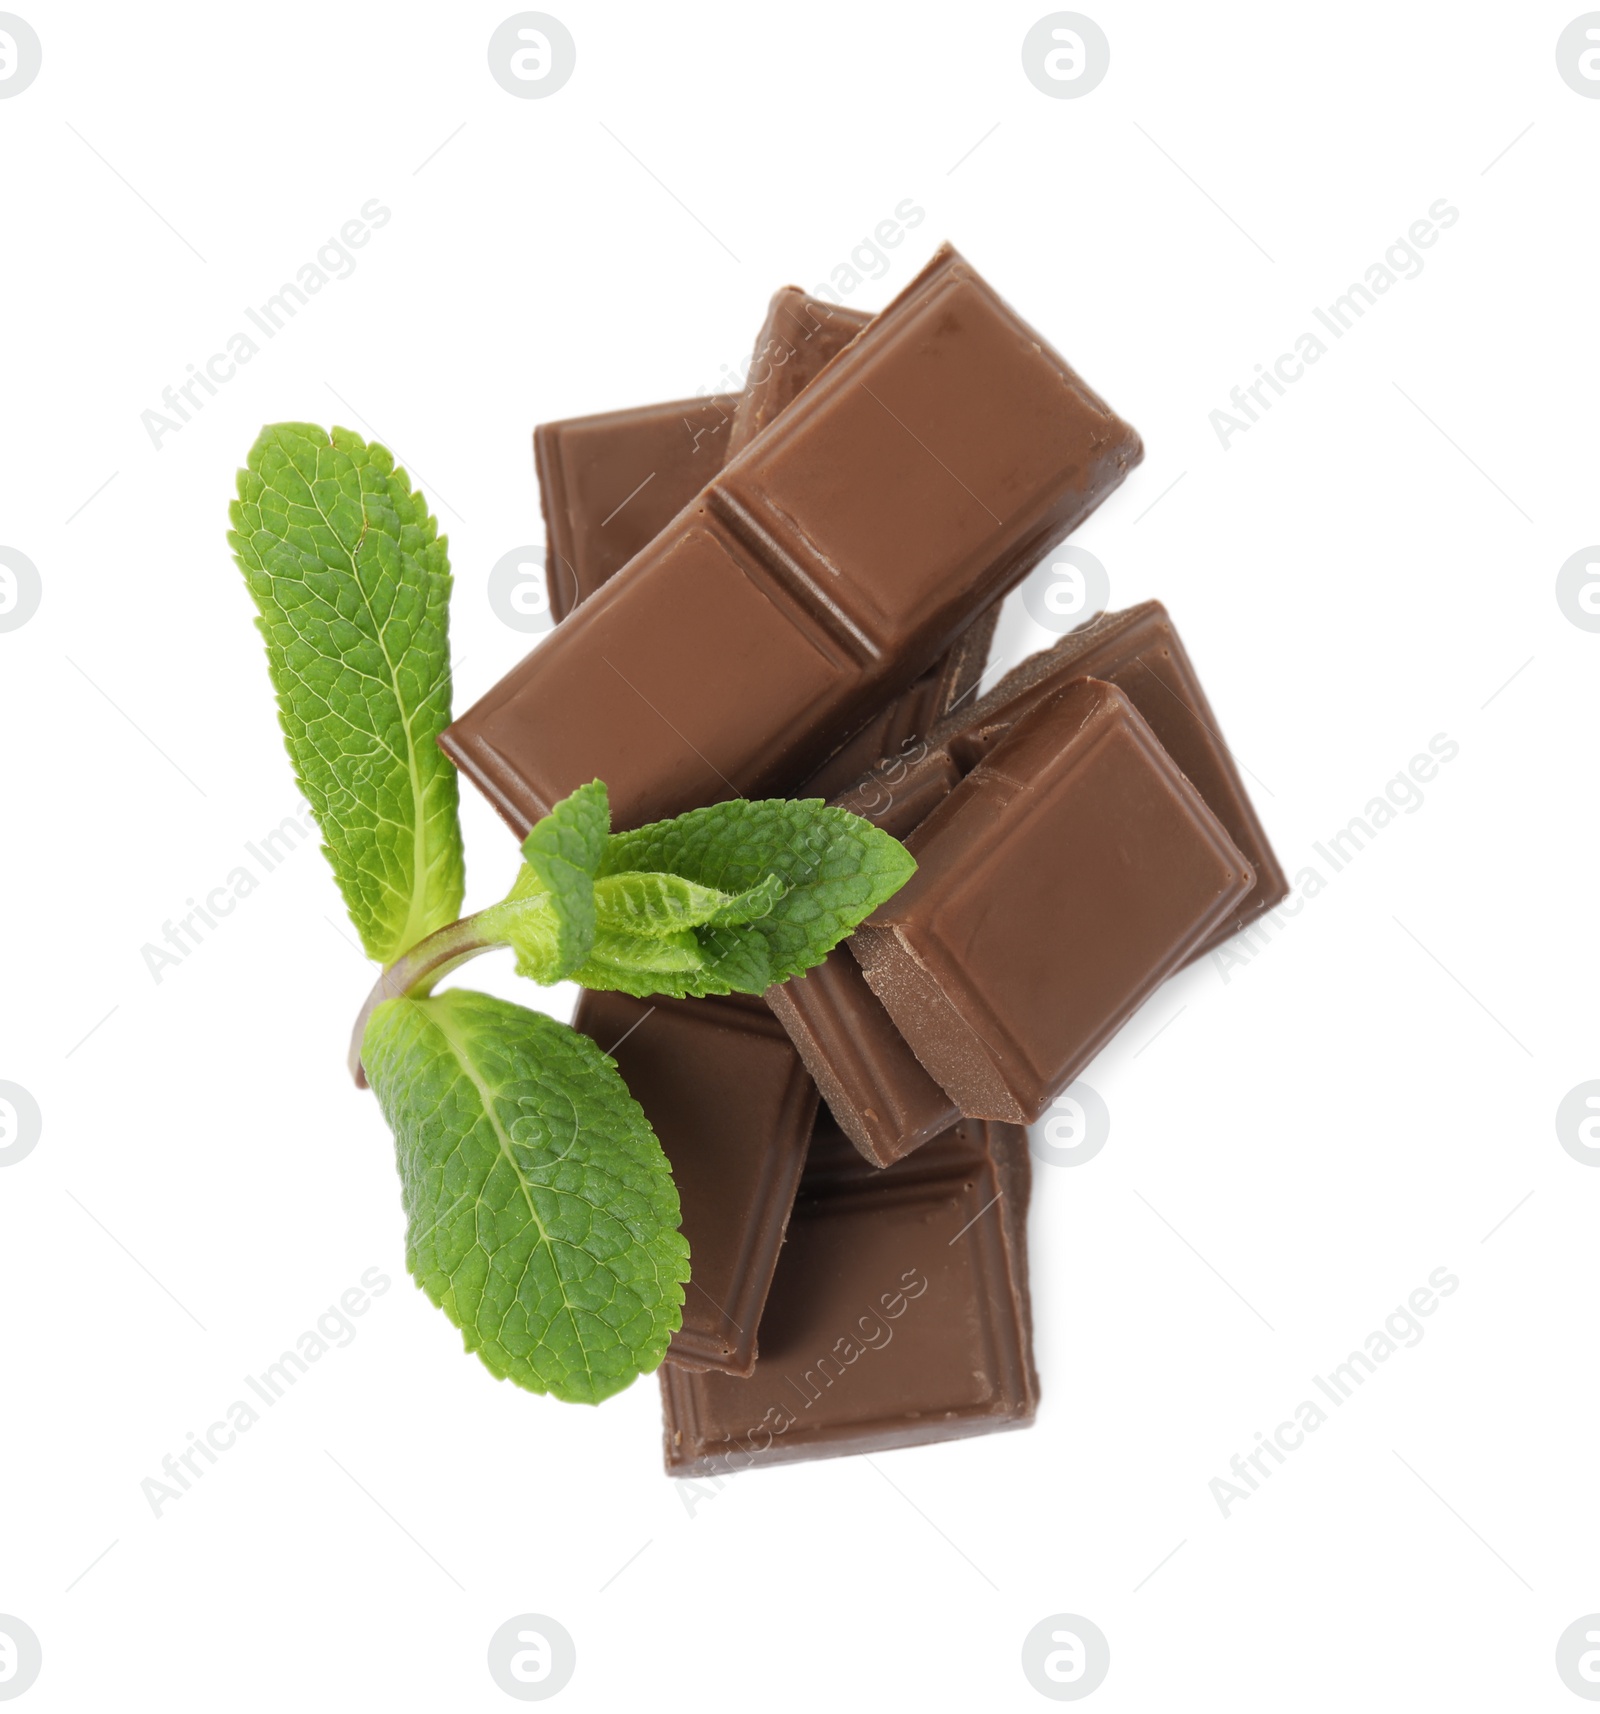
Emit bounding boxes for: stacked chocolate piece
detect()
[442,246,1285,1474]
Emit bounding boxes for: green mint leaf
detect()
[227,423,463,964]
[580,799,915,999]
[361,988,688,1405]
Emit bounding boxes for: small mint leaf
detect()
[594,799,915,997]
[227,423,464,963]
[362,988,688,1405]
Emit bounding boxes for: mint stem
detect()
[347,898,539,1087]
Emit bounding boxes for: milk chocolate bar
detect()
[441,245,1142,833]
[571,989,817,1375]
[661,1111,1036,1476]
[768,601,1286,1165]
[528,290,996,797]
[853,678,1255,1124]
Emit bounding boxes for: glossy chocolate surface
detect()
[768,603,1286,1163]
[526,289,996,809]
[441,245,1141,833]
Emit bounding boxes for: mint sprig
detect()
[229,426,916,1409]
[228,424,464,963]
[585,797,917,997]
[348,783,916,1059]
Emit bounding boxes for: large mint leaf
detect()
[362,989,688,1404]
[579,799,916,998]
[227,423,463,964]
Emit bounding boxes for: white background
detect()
[2,2,1597,1708]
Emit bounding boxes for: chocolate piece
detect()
[661,1112,1037,1475]
[537,396,738,622]
[441,244,1142,834]
[529,290,995,803]
[571,989,817,1375]
[852,677,1255,1124]
[768,602,1286,1166]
